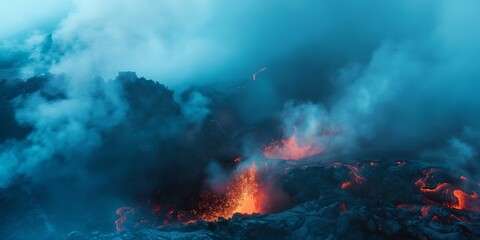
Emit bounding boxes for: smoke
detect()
[181,90,210,125]
[274,0,480,159]
[0,0,72,39]
[3,0,441,86]
[0,74,127,185]
[273,102,355,157]
[1,0,480,237]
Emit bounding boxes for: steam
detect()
[181,90,210,125]
[274,102,354,157]
[0,0,480,236]
[0,76,127,187]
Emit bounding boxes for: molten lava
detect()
[199,163,266,221]
[115,163,268,231]
[334,162,367,189]
[415,168,480,212]
[263,135,323,160]
[229,164,265,215]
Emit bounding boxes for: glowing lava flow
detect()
[415,168,480,212]
[333,162,367,189]
[227,164,265,216]
[115,163,268,231]
[263,135,323,160]
[199,163,266,221]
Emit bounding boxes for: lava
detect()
[199,163,266,221]
[263,135,323,160]
[334,162,366,189]
[343,163,365,185]
[228,164,265,215]
[114,162,269,231]
[341,181,353,189]
[415,168,480,212]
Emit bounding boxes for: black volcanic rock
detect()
[2,73,479,240]
[72,160,480,240]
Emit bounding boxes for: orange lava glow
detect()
[343,163,365,184]
[341,181,352,189]
[415,168,480,212]
[199,163,266,221]
[452,190,479,211]
[263,135,323,160]
[116,163,268,231]
[228,164,265,216]
[336,162,365,189]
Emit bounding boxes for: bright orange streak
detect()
[343,163,365,184]
[416,168,480,212]
[341,181,352,189]
[452,190,479,211]
[230,164,264,215]
[200,163,265,221]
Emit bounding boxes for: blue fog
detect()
[0,0,479,238]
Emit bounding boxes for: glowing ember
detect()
[228,164,264,215]
[200,163,266,221]
[341,181,353,189]
[263,135,323,160]
[415,168,480,212]
[115,163,268,231]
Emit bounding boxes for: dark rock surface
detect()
[68,161,480,240]
[1,74,479,240]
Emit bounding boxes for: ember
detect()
[198,163,266,221]
[115,162,269,230]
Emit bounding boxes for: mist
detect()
[1,0,480,238]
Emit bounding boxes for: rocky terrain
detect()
[67,160,480,240]
[1,74,479,240]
